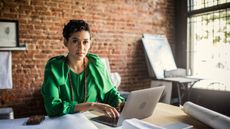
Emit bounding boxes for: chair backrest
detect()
[101,57,121,88]
[100,58,111,74]
[164,68,186,78]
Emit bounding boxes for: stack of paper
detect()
[122,118,165,129]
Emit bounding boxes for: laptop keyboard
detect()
[91,115,119,127]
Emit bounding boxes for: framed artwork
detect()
[0,19,19,47]
[142,34,177,79]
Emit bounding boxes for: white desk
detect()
[0,113,99,129]
[87,103,212,129]
[0,103,212,129]
[159,77,201,105]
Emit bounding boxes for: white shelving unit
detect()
[0,44,27,51]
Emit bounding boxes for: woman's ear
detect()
[64,38,68,47]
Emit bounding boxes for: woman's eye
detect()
[83,40,89,44]
[72,40,79,44]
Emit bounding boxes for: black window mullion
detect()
[188,2,230,17]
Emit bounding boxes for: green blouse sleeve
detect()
[41,57,76,117]
[88,53,124,107]
[103,87,124,107]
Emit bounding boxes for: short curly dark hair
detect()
[63,20,91,40]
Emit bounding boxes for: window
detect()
[187,0,230,89]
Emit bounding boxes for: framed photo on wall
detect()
[0,19,19,47]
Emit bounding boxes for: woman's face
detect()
[65,30,91,60]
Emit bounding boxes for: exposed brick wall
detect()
[0,0,175,118]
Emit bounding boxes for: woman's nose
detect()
[77,42,84,49]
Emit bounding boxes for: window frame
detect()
[186,0,230,76]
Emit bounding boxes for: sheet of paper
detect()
[142,35,177,79]
[0,51,12,89]
[122,118,165,129]
[163,122,193,129]
[0,113,98,129]
[0,117,26,129]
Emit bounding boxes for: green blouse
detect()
[41,53,124,117]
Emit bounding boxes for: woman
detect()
[41,20,124,118]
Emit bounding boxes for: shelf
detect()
[0,45,27,51]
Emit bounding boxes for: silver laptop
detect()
[91,86,165,127]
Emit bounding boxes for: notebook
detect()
[91,86,165,127]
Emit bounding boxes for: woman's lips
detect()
[76,52,85,55]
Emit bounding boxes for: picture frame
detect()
[0,19,19,47]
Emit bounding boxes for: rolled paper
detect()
[183,101,230,129]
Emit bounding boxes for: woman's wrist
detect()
[88,102,95,111]
[74,102,95,112]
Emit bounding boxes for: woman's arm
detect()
[74,102,120,118]
[41,61,77,117]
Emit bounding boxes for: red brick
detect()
[0,0,175,118]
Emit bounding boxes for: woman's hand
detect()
[74,102,120,118]
[91,102,120,118]
[116,102,125,113]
